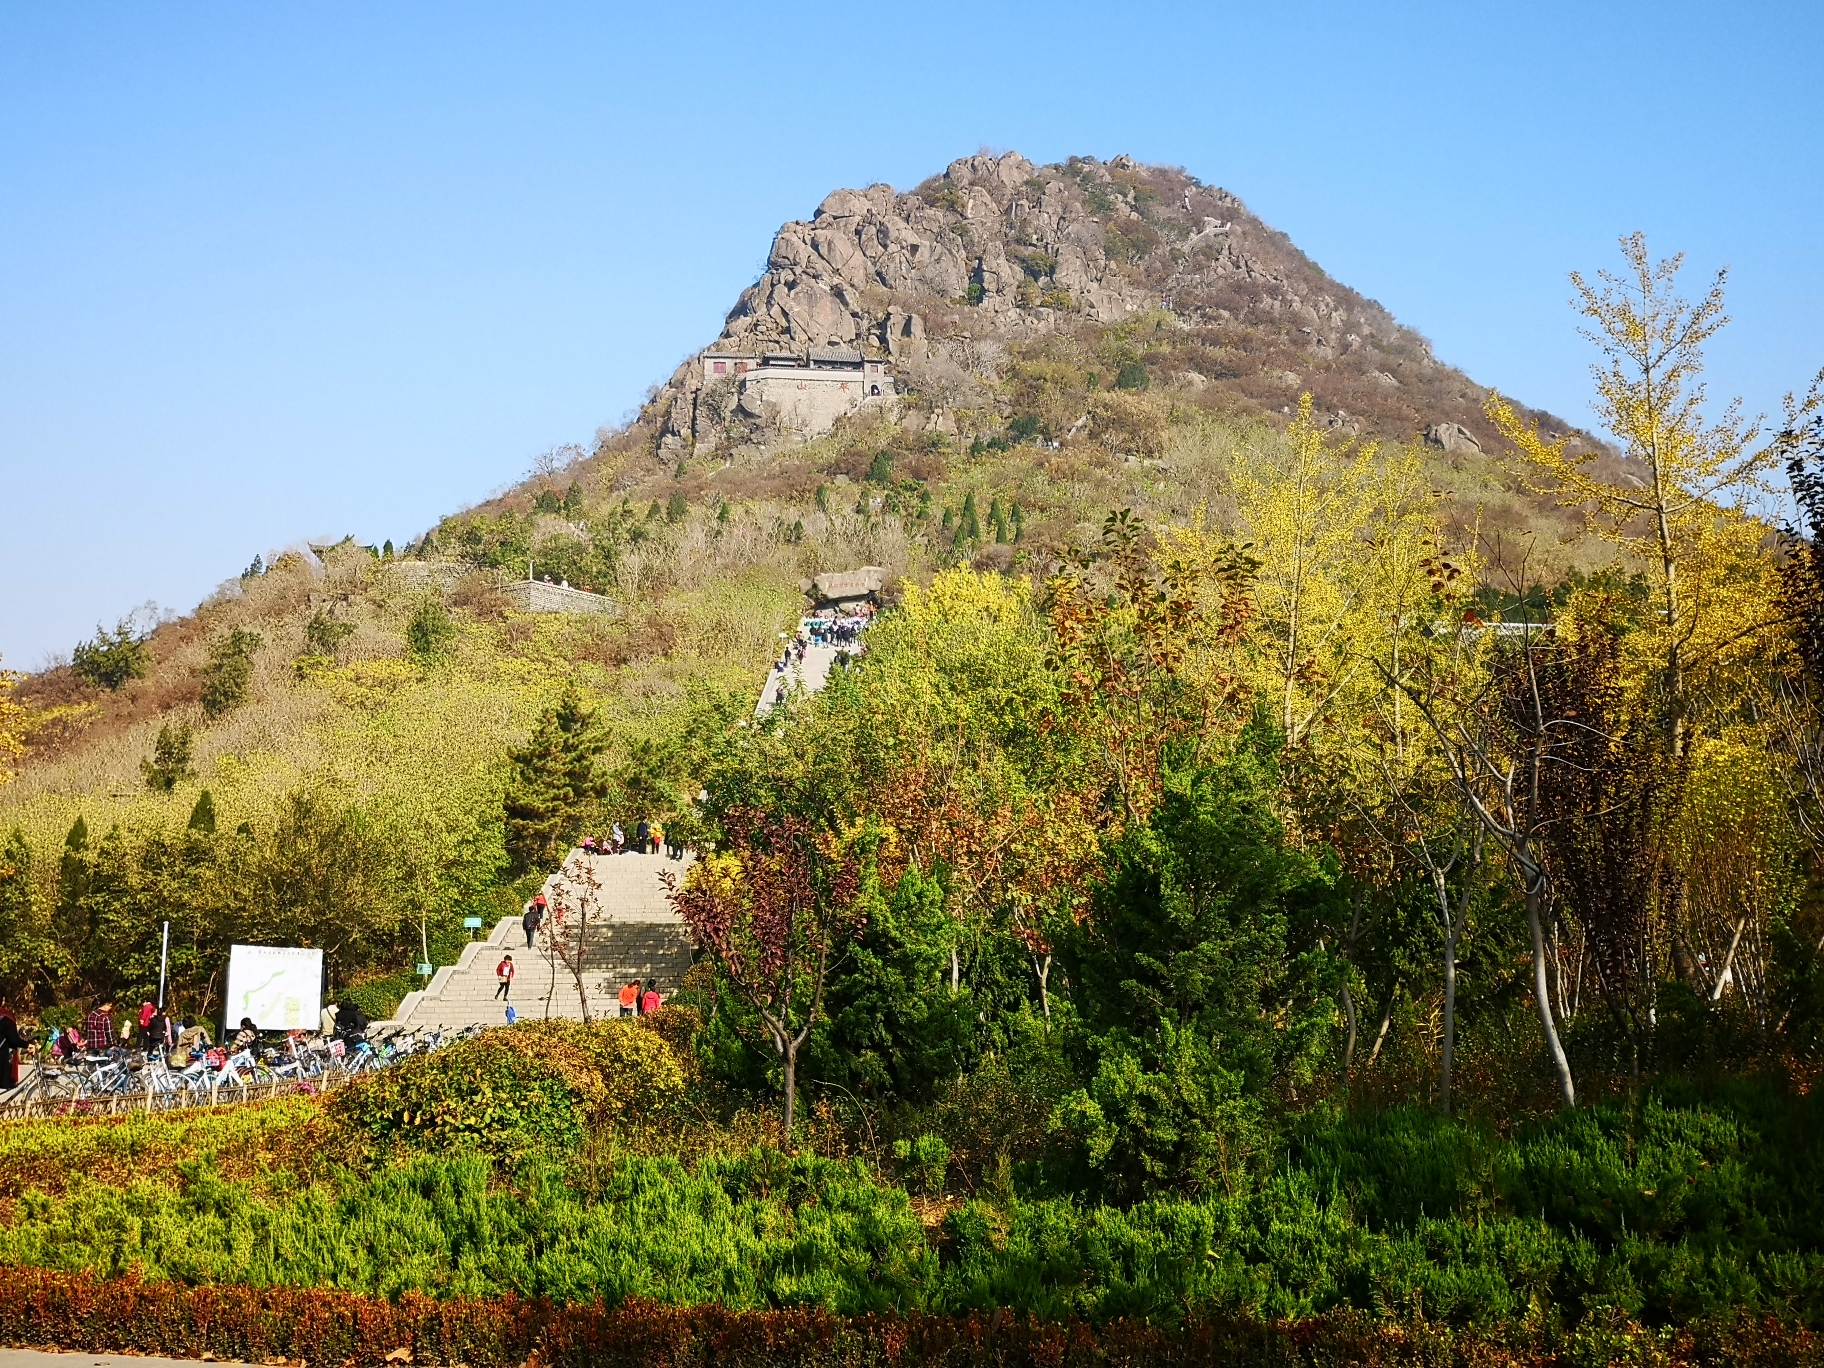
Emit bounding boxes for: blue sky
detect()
[2,1,1819,667]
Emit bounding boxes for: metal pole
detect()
[157,920,170,1009]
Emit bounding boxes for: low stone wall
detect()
[386,560,474,592]
[503,580,616,616]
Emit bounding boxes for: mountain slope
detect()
[8,150,1621,806]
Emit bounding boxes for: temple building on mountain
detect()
[684,345,895,447]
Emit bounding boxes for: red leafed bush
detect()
[1,1268,1821,1368]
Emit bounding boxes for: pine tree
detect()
[503,689,610,874]
[961,492,981,542]
[563,482,584,516]
[71,619,149,691]
[141,721,195,791]
[55,817,90,951]
[200,629,262,715]
[1011,502,1025,541]
[188,790,217,833]
[989,495,1007,543]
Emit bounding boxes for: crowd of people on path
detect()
[578,818,687,860]
[764,608,875,709]
[801,603,875,648]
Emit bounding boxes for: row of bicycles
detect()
[9,1021,485,1115]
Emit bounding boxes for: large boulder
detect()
[1424,422,1484,455]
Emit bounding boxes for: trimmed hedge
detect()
[0,1268,1819,1368]
[328,1016,687,1158]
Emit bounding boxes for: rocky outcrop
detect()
[1424,422,1485,455]
[641,150,1597,462]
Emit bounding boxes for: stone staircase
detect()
[391,850,695,1030]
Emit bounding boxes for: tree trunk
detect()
[1367,983,1396,1066]
[781,1037,797,1137]
[1526,879,1576,1108]
[1441,920,1458,1116]
[1710,917,1748,1002]
[1340,981,1358,1080]
[950,946,960,994]
[1034,954,1052,1020]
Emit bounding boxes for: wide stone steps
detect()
[391,850,695,1030]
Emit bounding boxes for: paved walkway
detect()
[754,643,842,717]
[391,850,695,1029]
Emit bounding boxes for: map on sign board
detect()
[224,945,323,1031]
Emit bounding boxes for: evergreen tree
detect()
[71,619,148,691]
[141,721,195,792]
[200,629,262,716]
[961,492,981,542]
[808,863,976,1101]
[187,790,217,833]
[54,816,92,955]
[1011,502,1026,541]
[503,689,610,874]
[989,495,1007,543]
[562,482,584,516]
[1055,744,1340,1197]
[867,450,894,484]
[667,490,689,523]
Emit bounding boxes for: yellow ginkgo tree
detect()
[1486,233,1786,758]
[1229,393,1444,768]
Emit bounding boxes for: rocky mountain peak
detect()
[645,151,1590,463]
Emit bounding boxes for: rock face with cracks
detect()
[645,150,1596,463]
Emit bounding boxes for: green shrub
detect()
[405,601,457,661]
[303,609,356,661]
[328,1018,686,1158]
[1114,360,1150,390]
[892,1134,950,1195]
[341,973,414,1022]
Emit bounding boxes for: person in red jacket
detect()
[494,954,515,1001]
